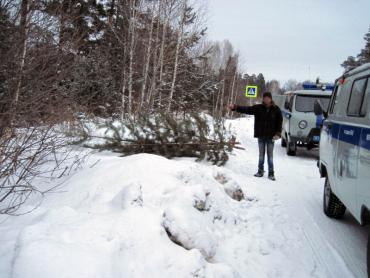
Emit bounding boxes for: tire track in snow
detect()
[273,145,367,278]
[229,117,366,277]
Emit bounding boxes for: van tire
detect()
[281,137,287,148]
[323,177,346,219]
[367,232,370,278]
[286,137,296,156]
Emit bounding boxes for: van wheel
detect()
[281,137,287,148]
[323,177,346,218]
[367,232,370,278]
[286,137,296,156]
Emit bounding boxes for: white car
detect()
[274,85,333,156]
[316,63,370,275]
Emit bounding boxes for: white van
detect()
[275,85,333,155]
[315,63,370,275]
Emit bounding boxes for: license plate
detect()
[313,136,320,142]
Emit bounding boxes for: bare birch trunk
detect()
[158,1,170,107]
[147,10,161,108]
[13,0,29,114]
[121,69,127,120]
[167,0,186,112]
[139,1,156,111]
[215,85,221,116]
[147,0,165,108]
[231,81,239,118]
[127,0,137,114]
[219,77,226,116]
[227,70,237,117]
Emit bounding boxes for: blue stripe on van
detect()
[332,122,340,139]
[338,124,361,146]
[360,128,370,151]
[323,121,370,151]
[323,121,340,139]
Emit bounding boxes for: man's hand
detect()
[272,135,280,141]
[228,104,236,111]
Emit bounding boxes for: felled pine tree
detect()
[81,112,240,166]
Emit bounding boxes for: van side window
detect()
[347,78,367,117]
[329,85,339,114]
[284,95,290,109]
[289,95,294,110]
[361,77,370,116]
[284,94,293,111]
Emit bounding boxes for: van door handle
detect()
[339,160,344,177]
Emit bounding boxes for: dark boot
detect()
[268,172,276,181]
[254,170,264,177]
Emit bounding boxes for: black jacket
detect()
[234,104,283,139]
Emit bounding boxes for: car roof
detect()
[344,62,370,78]
[284,90,332,96]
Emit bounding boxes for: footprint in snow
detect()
[258,240,271,256]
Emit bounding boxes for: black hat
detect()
[263,92,272,99]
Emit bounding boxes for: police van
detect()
[275,84,333,156]
[315,63,370,275]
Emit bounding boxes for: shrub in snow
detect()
[75,112,240,166]
[0,126,84,215]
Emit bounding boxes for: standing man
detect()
[229,92,283,181]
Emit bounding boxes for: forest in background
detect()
[0,0,282,126]
[0,0,281,214]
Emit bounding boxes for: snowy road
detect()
[0,117,368,278]
[227,117,369,278]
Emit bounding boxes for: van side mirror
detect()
[314,100,327,117]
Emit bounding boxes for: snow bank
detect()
[1,117,334,277]
[0,151,246,278]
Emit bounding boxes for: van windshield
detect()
[295,95,331,113]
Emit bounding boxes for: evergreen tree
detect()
[357,27,370,64]
[0,7,15,131]
[43,0,107,53]
[341,26,370,71]
[0,7,14,98]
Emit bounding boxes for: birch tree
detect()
[127,0,138,114]
[146,1,161,108]
[167,0,186,112]
[227,70,237,117]
[157,0,173,107]
[139,1,157,111]
[13,0,29,120]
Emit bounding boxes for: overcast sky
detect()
[207,0,370,84]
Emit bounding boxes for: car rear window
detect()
[347,78,367,117]
[361,77,370,116]
[295,95,331,113]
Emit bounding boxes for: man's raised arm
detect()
[229,104,255,115]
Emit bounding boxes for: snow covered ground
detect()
[0,117,368,278]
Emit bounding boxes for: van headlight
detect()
[298,120,308,129]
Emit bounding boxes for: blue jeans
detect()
[258,138,274,174]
